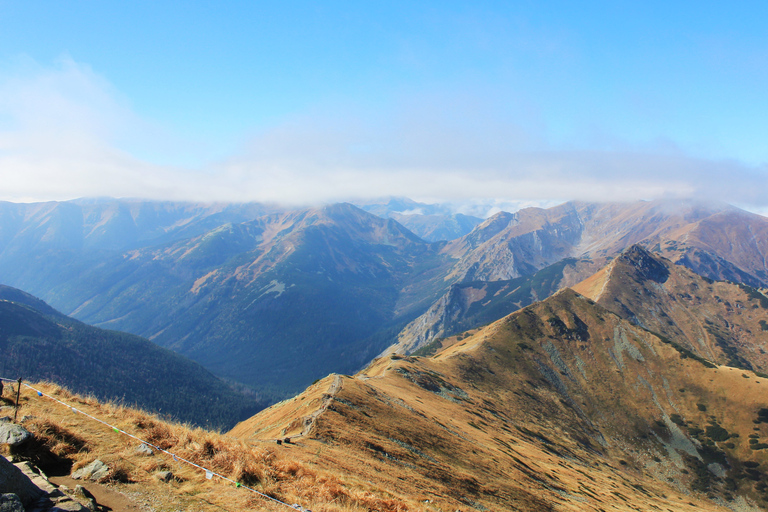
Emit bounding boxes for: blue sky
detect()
[0,1,766,211]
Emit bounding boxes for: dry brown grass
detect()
[5,416,89,474]
[10,381,416,512]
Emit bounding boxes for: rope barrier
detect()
[1,377,310,512]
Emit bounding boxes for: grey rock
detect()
[0,494,24,512]
[70,460,109,482]
[136,443,154,456]
[72,485,94,501]
[0,455,44,506]
[0,418,10,424]
[47,488,66,499]
[155,470,173,483]
[0,424,30,447]
[48,500,90,512]
[13,462,56,494]
[38,486,92,512]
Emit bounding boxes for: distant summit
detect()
[356,197,483,241]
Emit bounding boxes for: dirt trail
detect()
[49,475,142,512]
[299,374,342,438]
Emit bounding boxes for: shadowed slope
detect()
[0,288,260,429]
[54,203,452,398]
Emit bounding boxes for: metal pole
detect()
[13,378,22,423]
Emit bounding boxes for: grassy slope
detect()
[573,245,768,373]
[0,381,413,512]
[234,289,768,511]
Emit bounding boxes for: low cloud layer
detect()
[1,58,766,214]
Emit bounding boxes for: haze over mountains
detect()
[1,197,767,402]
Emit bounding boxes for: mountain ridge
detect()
[573,244,768,373]
[232,280,768,510]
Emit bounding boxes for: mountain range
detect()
[356,196,484,242]
[1,198,768,401]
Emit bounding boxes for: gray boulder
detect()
[0,425,30,447]
[0,494,24,512]
[0,455,44,506]
[49,500,90,512]
[71,460,109,482]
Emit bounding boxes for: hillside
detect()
[386,257,608,355]
[0,381,416,512]
[233,288,768,511]
[573,245,768,373]
[0,288,260,429]
[0,199,279,303]
[40,203,453,398]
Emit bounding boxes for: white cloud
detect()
[0,56,208,202]
[0,57,766,213]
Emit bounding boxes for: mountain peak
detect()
[616,244,671,283]
[571,245,671,303]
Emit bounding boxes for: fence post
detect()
[13,377,22,423]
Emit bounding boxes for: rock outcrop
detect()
[0,455,44,506]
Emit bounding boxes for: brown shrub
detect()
[101,460,133,483]
[314,475,350,501]
[29,418,88,454]
[274,459,309,479]
[143,422,178,450]
[10,418,87,475]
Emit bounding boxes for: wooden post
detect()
[13,378,22,423]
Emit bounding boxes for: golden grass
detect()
[9,381,415,512]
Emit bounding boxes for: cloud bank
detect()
[1,58,766,214]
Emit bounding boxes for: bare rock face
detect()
[0,455,44,506]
